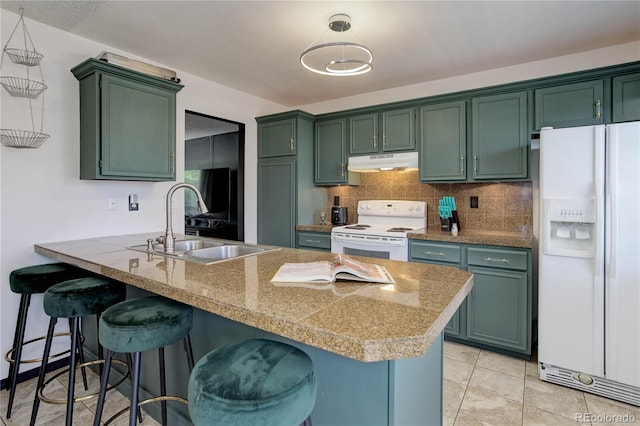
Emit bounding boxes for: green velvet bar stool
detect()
[5,263,95,419]
[29,276,127,426]
[93,295,195,426]
[188,339,316,426]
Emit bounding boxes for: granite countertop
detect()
[408,228,533,249]
[34,233,473,363]
[296,224,532,249]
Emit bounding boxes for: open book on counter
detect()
[270,255,395,286]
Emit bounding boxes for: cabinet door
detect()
[613,72,640,122]
[349,113,378,155]
[534,80,604,129]
[315,118,348,184]
[101,73,176,180]
[419,101,467,182]
[465,266,528,352]
[258,119,296,157]
[409,241,463,337]
[471,92,528,180]
[382,108,415,152]
[257,157,295,247]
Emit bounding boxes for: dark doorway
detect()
[184,110,245,241]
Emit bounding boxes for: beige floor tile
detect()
[454,412,496,425]
[524,378,588,420]
[444,379,467,426]
[476,350,526,379]
[584,393,640,425]
[469,367,525,403]
[459,386,523,425]
[444,357,476,386]
[525,359,539,379]
[523,404,583,425]
[444,341,481,365]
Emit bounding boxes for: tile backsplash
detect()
[327,171,533,233]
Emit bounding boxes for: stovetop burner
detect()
[387,227,414,232]
[345,224,371,230]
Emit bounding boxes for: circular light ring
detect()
[300,42,373,76]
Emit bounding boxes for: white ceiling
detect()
[2,1,639,107]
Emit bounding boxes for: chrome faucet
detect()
[164,183,208,253]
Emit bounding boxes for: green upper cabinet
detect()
[256,111,326,248]
[419,101,467,182]
[613,72,640,122]
[71,58,183,181]
[258,119,296,157]
[471,91,529,180]
[349,108,415,155]
[382,108,416,152]
[349,113,378,155]
[534,79,605,130]
[315,118,348,185]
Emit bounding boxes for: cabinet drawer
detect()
[410,241,461,264]
[297,232,331,250]
[467,247,527,270]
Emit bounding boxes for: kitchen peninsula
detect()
[35,232,473,425]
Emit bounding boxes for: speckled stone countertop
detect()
[408,228,533,249]
[296,224,532,249]
[34,233,473,362]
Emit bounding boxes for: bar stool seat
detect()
[94,295,195,426]
[5,263,94,419]
[31,276,127,426]
[188,339,316,426]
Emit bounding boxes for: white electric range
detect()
[331,200,426,261]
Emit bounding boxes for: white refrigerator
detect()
[538,122,640,406]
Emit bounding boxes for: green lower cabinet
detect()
[465,265,529,353]
[409,240,532,358]
[296,231,331,252]
[257,158,296,247]
[613,72,640,122]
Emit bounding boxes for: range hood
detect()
[348,152,419,172]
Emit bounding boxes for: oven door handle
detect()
[331,234,406,246]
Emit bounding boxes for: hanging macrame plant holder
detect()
[0,8,49,148]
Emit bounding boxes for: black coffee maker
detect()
[330,196,348,225]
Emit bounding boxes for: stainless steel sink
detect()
[187,245,272,263]
[128,238,279,265]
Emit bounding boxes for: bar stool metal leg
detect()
[30,317,57,426]
[6,294,30,419]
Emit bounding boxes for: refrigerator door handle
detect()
[606,125,618,278]
[593,127,606,278]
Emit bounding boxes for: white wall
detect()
[1,7,638,381]
[0,10,282,379]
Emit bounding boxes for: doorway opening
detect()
[184,110,245,241]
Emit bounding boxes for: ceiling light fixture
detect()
[300,14,373,77]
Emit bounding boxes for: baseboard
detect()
[0,357,70,390]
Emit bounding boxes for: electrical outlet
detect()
[470,196,479,208]
[129,194,139,211]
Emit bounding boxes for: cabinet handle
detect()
[341,162,345,179]
[484,257,509,263]
[424,251,445,256]
[305,239,321,245]
[595,99,601,119]
[460,156,465,174]
[373,134,377,149]
[290,138,295,152]
[473,155,478,174]
[383,134,386,148]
